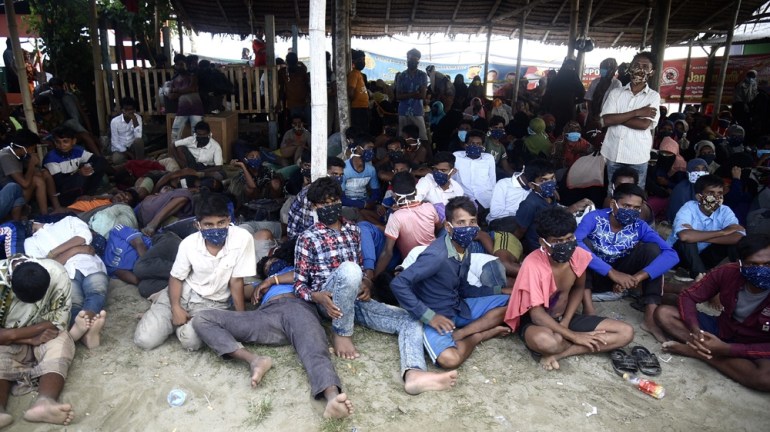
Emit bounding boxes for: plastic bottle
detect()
[167,389,187,407]
[623,373,665,399]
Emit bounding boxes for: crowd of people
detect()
[0,46,769,428]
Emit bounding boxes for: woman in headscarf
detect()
[489,98,512,124]
[646,137,688,219]
[452,74,468,110]
[429,101,446,127]
[552,120,592,169]
[693,140,720,174]
[467,76,485,101]
[463,97,486,121]
[523,117,552,161]
[540,58,585,133]
[585,58,620,124]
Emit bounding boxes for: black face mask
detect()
[301,167,311,178]
[196,136,210,147]
[657,154,675,171]
[547,239,577,263]
[407,60,419,69]
[316,203,342,226]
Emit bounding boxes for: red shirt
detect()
[679,263,770,359]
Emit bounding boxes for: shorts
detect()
[0,331,75,393]
[696,311,720,335]
[492,231,523,261]
[423,295,509,364]
[518,313,606,339]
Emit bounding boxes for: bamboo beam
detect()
[513,4,528,106]
[407,0,420,34]
[712,0,742,123]
[542,0,569,43]
[446,0,463,35]
[89,0,108,135]
[567,0,580,59]
[3,0,36,133]
[640,6,652,50]
[309,0,328,181]
[482,25,493,96]
[678,38,693,112]
[480,0,503,33]
[493,0,549,23]
[649,0,672,91]
[385,0,391,34]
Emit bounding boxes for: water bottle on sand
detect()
[623,373,665,399]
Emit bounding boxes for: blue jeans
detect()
[0,183,23,220]
[605,160,648,193]
[69,270,109,326]
[319,262,428,376]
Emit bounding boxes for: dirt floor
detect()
[4,279,770,432]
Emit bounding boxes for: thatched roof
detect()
[171,0,768,48]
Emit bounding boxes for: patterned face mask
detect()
[613,201,641,226]
[433,170,451,187]
[316,202,342,226]
[739,262,770,290]
[688,171,707,184]
[200,227,229,246]
[362,149,375,162]
[535,180,557,198]
[542,239,578,263]
[698,194,723,212]
[448,223,479,249]
[466,145,483,159]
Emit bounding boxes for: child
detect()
[43,126,107,206]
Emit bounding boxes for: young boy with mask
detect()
[415,151,464,206]
[134,193,256,351]
[505,207,634,371]
[174,121,223,170]
[576,183,679,341]
[453,130,497,211]
[668,174,745,282]
[295,177,458,394]
[390,196,511,369]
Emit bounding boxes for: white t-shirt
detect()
[174,136,223,167]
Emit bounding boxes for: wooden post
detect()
[712,0,742,123]
[265,14,278,149]
[648,0,671,91]
[88,0,108,136]
[678,38,693,112]
[482,25,493,97]
[178,19,184,54]
[162,25,172,63]
[640,6,652,50]
[701,46,719,108]
[309,0,328,181]
[292,24,299,56]
[99,14,113,110]
[3,0,37,133]
[512,11,527,105]
[575,0,593,76]
[334,0,351,134]
[567,0,580,59]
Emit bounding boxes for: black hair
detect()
[407,48,421,59]
[458,119,473,128]
[694,174,724,194]
[633,51,657,66]
[611,166,640,185]
[354,133,374,148]
[11,261,50,303]
[194,121,210,133]
[307,177,342,204]
[612,183,647,201]
[48,77,64,87]
[51,125,77,139]
[194,193,230,220]
[432,151,456,168]
[257,239,297,279]
[391,171,417,195]
[402,124,419,139]
[467,129,486,142]
[301,149,312,164]
[488,115,506,127]
[33,95,51,106]
[385,137,406,149]
[737,234,770,261]
[173,54,186,64]
[535,207,577,239]
[11,129,41,147]
[199,177,223,192]
[327,156,345,170]
[290,113,304,122]
[522,158,555,182]
[344,126,360,139]
[445,196,477,223]
[120,97,137,109]
[392,158,413,170]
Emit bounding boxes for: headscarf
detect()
[524,117,552,156]
[430,101,446,126]
[694,140,715,154]
[687,158,708,172]
[463,97,486,119]
[659,137,687,176]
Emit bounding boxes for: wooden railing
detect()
[99,66,278,118]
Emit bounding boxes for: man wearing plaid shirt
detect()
[287,157,345,240]
[294,177,458,395]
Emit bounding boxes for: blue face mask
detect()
[566,132,581,142]
[466,145,483,159]
[490,129,506,140]
[536,179,557,198]
[200,227,228,246]
[268,259,289,277]
[245,158,262,169]
[740,263,770,290]
[433,170,450,187]
[362,149,375,162]
[457,130,468,141]
[449,224,479,249]
[614,203,641,226]
[600,68,609,78]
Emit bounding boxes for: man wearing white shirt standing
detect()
[415,152,464,206]
[109,97,145,164]
[452,131,496,211]
[174,121,223,170]
[600,52,661,189]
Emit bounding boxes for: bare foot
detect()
[478,326,512,342]
[69,311,90,342]
[249,356,273,388]
[404,369,458,395]
[323,393,354,419]
[23,397,74,426]
[82,311,107,349]
[661,341,696,357]
[540,355,560,371]
[332,334,360,360]
[640,320,668,343]
[0,412,12,428]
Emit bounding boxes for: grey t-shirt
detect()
[0,147,23,185]
[733,287,770,323]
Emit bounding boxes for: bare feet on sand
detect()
[249,356,273,388]
[332,334,360,360]
[661,341,695,357]
[0,411,13,428]
[404,370,458,395]
[23,398,74,426]
[69,311,90,342]
[323,394,354,419]
[480,326,512,341]
[82,311,107,349]
[540,355,561,371]
[640,320,668,343]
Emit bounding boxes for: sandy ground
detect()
[4,278,770,432]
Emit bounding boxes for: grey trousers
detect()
[134,232,182,298]
[192,296,341,398]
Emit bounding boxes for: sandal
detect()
[631,345,662,376]
[610,349,638,376]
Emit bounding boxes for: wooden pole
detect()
[649,0,671,91]
[575,0,593,76]
[265,14,278,149]
[567,0,580,59]
[701,46,718,109]
[678,38,693,112]
[178,19,184,54]
[3,0,36,133]
[712,0,742,123]
[99,14,113,110]
[640,6,652,50]
[309,0,328,181]
[334,0,350,134]
[512,10,527,105]
[482,25,493,97]
[162,25,172,63]
[292,24,299,56]
[88,0,108,135]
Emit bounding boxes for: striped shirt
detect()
[42,146,93,176]
[600,83,661,165]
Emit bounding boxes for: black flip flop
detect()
[631,345,662,376]
[610,349,638,376]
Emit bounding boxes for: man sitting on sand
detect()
[295,177,457,394]
[134,193,256,351]
[0,256,75,428]
[654,234,770,392]
[193,242,354,419]
[24,216,109,349]
[390,196,511,369]
[504,207,635,370]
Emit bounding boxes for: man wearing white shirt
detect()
[174,121,223,170]
[600,52,661,189]
[109,97,145,164]
[415,151,464,206]
[487,164,536,232]
[452,131,496,210]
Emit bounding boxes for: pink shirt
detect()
[384,202,439,257]
[504,246,593,331]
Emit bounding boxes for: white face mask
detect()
[688,171,708,184]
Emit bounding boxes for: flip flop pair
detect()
[610,346,661,376]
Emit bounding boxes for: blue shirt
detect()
[42,146,93,176]
[358,221,384,271]
[103,225,152,277]
[261,266,296,304]
[395,69,428,116]
[342,158,380,203]
[576,208,678,279]
[514,192,558,253]
[668,201,743,252]
[390,234,500,323]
